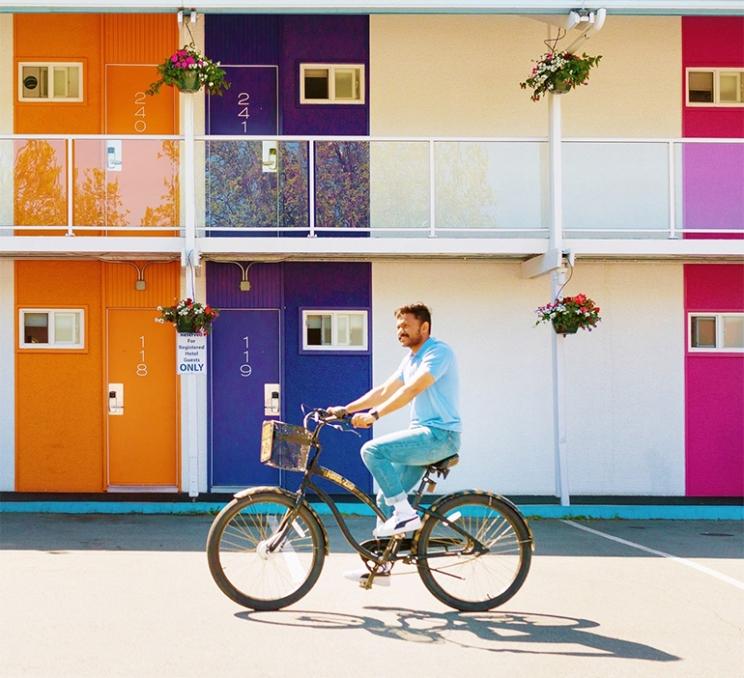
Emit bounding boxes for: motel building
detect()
[0,1,741,514]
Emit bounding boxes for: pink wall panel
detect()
[684,264,744,497]
[683,144,744,232]
[685,264,744,309]
[685,357,744,496]
[682,17,744,138]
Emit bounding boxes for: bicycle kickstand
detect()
[361,535,402,590]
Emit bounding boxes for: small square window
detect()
[691,316,716,348]
[686,68,744,107]
[300,63,364,105]
[304,68,330,100]
[23,312,49,344]
[19,62,83,102]
[719,72,742,104]
[301,309,368,352]
[722,315,744,349]
[688,71,714,103]
[20,309,85,349]
[689,313,744,353]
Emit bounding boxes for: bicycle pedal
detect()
[358,573,391,589]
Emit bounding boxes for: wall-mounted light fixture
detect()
[232,261,256,292]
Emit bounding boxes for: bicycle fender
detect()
[412,489,534,553]
[232,486,329,556]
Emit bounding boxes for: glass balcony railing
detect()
[1,136,183,236]
[2,135,742,242]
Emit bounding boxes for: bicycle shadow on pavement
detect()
[236,607,680,661]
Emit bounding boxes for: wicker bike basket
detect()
[260,420,314,472]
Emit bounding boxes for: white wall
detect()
[372,260,685,497]
[561,262,685,495]
[373,260,555,495]
[0,15,13,489]
[0,260,15,491]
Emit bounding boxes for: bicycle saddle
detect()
[429,454,459,474]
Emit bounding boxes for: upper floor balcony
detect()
[1,133,742,261]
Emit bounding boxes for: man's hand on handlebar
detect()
[325,405,377,429]
[326,406,348,419]
[351,412,376,429]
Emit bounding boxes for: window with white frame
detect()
[18,62,83,102]
[302,310,368,351]
[689,313,744,352]
[300,64,365,104]
[686,68,744,106]
[19,309,85,349]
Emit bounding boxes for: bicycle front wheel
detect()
[206,489,326,611]
[416,492,532,611]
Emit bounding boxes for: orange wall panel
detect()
[103,261,179,308]
[103,14,178,65]
[14,14,103,134]
[15,261,104,491]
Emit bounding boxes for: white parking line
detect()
[561,520,744,591]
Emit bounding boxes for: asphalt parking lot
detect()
[1,513,742,678]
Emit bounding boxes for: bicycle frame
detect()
[268,414,489,566]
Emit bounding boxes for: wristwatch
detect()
[369,408,380,420]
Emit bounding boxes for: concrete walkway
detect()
[1,514,742,678]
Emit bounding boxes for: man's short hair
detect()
[395,303,432,331]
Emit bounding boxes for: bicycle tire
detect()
[416,491,532,612]
[206,488,326,611]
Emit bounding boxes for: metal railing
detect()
[1,134,742,243]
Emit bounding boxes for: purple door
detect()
[209,309,281,489]
[207,66,278,135]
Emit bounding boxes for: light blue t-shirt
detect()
[394,336,461,432]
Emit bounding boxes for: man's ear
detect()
[422,320,431,336]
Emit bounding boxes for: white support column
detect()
[179,257,207,497]
[0,260,15,490]
[182,94,197,266]
[178,11,206,497]
[549,92,570,506]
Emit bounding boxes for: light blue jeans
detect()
[360,426,461,518]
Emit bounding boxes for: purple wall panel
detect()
[280,15,369,135]
[206,261,282,309]
[205,14,280,65]
[207,67,278,135]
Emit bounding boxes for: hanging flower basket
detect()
[146,45,230,96]
[535,293,601,336]
[155,298,220,335]
[520,51,602,102]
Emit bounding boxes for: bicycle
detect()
[206,408,534,612]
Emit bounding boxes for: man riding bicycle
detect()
[329,303,461,538]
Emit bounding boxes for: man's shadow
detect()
[236,607,679,661]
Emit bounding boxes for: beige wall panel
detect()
[562,17,681,137]
[0,15,13,234]
[371,16,681,139]
[370,15,548,137]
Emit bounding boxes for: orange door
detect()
[104,65,179,235]
[107,309,178,488]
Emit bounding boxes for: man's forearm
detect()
[373,372,435,419]
[344,386,386,413]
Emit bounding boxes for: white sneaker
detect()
[372,512,421,538]
[343,568,391,586]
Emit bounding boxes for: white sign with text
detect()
[176,333,207,376]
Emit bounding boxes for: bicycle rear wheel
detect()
[206,489,326,611]
[416,492,532,611]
